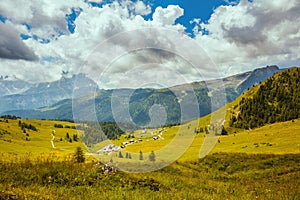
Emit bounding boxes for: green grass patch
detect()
[0,153,299,199]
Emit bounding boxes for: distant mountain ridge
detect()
[2,65,286,125]
[0,78,32,97]
[0,74,98,113]
[237,65,282,93]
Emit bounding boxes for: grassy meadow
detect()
[0,117,86,156]
[0,117,299,199]
[0,152,299,199]
[95,118,300,163]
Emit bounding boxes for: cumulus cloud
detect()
[80,27,216,89]
[0,22,38,61]
[0,0,192,86]
[0,0,90,39]
[195,0,300,75]
[0,0,299,87]
[134,0,152,15]
[153,5,184,26]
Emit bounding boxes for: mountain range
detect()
[0,74,98,114]
[1,65,284,126]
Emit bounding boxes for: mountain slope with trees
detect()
[230,67,300,129]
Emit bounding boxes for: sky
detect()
[0,0,299,88]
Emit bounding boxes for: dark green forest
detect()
[81,121,139,146]
[230,68,300,129]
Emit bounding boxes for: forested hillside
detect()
[230,67,300,129]
[3,66,283,125]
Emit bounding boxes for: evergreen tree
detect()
[73,134,78,142]
[73,147,85,163]
[139,150,143,160]
[230,68,300,129]
[149,151,156,162]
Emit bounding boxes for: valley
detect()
[0,116,299,199]
[0,67,299,199]
[1,0,299,199]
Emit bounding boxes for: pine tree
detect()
[230,68,300,129]
[149,151,156,162]
[73,134,78,142]
[139,150,143,160]
[73,147,85,163]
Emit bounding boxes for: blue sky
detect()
[142,0,238,36]
[8,0,240,40]
[84,0,239,36]
[0,0,299,87]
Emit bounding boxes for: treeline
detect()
[82,122,139,146]
[54,123,79,129]
[19,120,38,132]
[45,119,75,123]
[230,68,300,129]
[0,115,20,120]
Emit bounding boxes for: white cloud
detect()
[0,0,299,87]
[80,27,216,89]
[133,0,152,16]
[0,0,79,37]
[153,5,184,26]
[195,0,300,75]
[0,0,191,86]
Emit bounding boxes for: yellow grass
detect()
[0,118,86,157]
[95,118,300,163]
[1,116,299,165]
[212,119,300,154]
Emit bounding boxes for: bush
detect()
[54,124,64,128]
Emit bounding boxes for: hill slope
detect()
[229,67,300,129]
[0,117,85,155]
